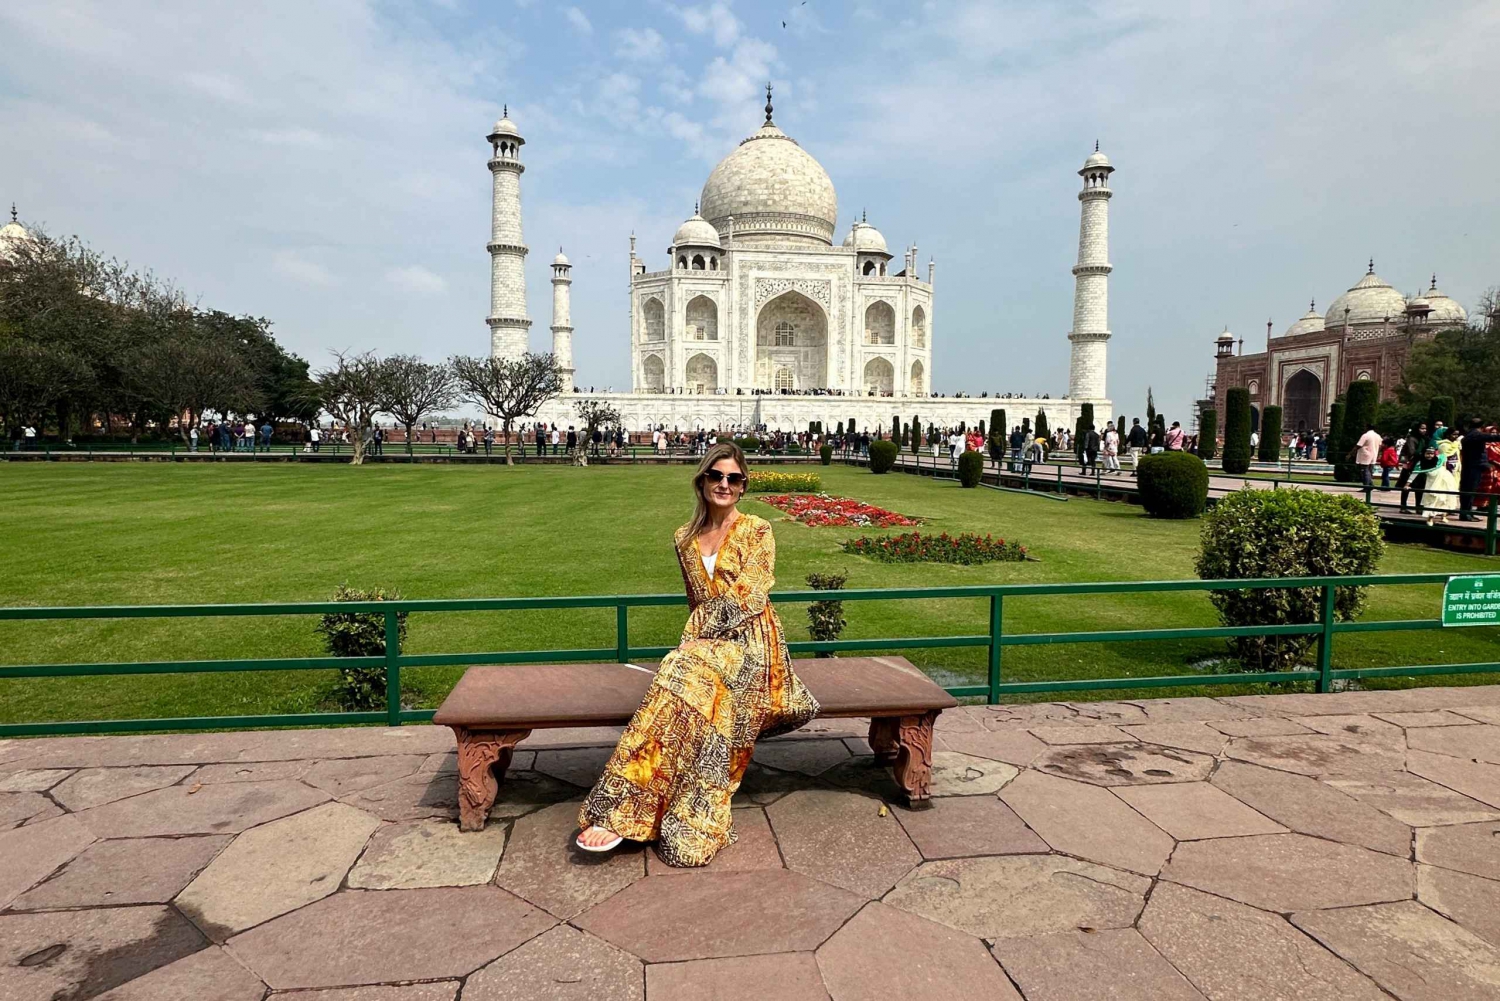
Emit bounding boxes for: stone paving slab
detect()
[1000,771,1174,875]
[91,944,266,1001]
[884,854,1149,940]
[766,788,920,897]
[1292,900,1500,1001]
[225,886,554,989]
[0,790,63,828]
[936,726,1048,765]
[993,928,1208,1001]
[1325,771,1500,827]
[496,800,647,919]
[0,767,73,791]
[645,806,783,877]
[1408,748,1500,808]
[1416,819,1500,880]
[348,816,507,889]
[0,812,96,908]
[1114,782,1286,840]
[12,834,230,910]
[176,801,380,940]
[1031,742,1213,786]
[464,925,643,1001]
[50,764,198,811]
[1116,722,1230,755]
[1419,863,1500,949]
[1211,759,1413,855]
[0,905,208,1001]
[1409,722,1500,764]
[815,902,1021,1000]
[1139,882,1390,1001]
[892,793,1048,859]
[1162,833,1414,912]
[288,985,460,1001]
[74,778,329,837]
[574,871,864,963]
[1223,732,1406,778]
[646,952,828,1001]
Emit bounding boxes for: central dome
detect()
[699,120,838,247]
[1325,265,1407,328]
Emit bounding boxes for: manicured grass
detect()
[1,462,1497,727]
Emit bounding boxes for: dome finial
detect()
[1430,273,1438,290]
[861,208,866,223]
[694,200,699,215]
[503,104,508,118]
[1368,257,1375,274]
[764,82,774,124]
[1094,139,1099,152]
[1310,298,1316,311]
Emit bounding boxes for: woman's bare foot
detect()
[577,825,623,850]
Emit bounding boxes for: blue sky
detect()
[3,0,1497,422]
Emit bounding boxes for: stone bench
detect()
[432,657,960,831]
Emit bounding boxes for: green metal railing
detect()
[1,573,1494,737]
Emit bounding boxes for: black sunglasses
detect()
[703,469,747,487]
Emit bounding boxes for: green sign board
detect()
[1442,574,1500,627]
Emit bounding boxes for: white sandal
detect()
[576,827,624,853]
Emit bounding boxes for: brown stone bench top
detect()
[431,656,958,730]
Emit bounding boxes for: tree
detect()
[575,397,622,454]
[1222,389,1252,473]
[1326,398,1347,468]
[130,331,259,442]
[384,355,459,455]
[891,415,900,442]
[1035,409,1049,442]
[450,353,564,465]
[988,408,1006,462]
[315,350,392,465]
[1400,303,1499,423]
[1258,405,1283,462]
[836,421,843,435]
[910,414,920,453]
[1337,380,1379,481]
[848,417,856,435]
[1074,403,1094,461]
[1145,386,1156,432]
[1197,408,1218,461]
[0,334,89,437]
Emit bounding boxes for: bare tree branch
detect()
[315,350,392,465]
[384,355,458,454]
[449,353,563,465]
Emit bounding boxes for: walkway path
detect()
[4,684,1500,999]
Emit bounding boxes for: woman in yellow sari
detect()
[577,442,819,866]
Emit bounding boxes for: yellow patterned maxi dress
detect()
[579,513,819,866]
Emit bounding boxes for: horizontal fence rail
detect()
[1,573,1496,737]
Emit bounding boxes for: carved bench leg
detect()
[451,726,531,832]
[872,711,938,807]
[868,717,901,765]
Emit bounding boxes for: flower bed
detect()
[841,531,1028,565]
[760,493,919,528]
[748,471,822,493]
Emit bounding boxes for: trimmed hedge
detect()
[1137,451,1209,518]
[911,414,920,453]
[1336,381,1379,481]
[1035,410,1049,442]
[957,449,984,487]
[819,443,832,465]
[988,408,1006,463]
[1197,488,1384,670]
[1326,399,1346,469]
[868,439,898,473]
[1258,405,1283,462]
[1222,388,1252,474]
[1198,409,1218,461]
[1427,396,1455,432]
[733,437,761,452]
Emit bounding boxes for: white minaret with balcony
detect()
[486,108,530,360]
[1068,143,1113,401]
[550,248,574,389]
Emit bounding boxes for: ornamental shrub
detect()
[748,470,821,492]
[1137,451,1209,518]
[836,421,844,436]
[1222,388,1252,474]
[819,443,832,465]
[1034,410,1049,442]
[1197,408,1218,461]
[988,408,1006,462]
[1258,405,1283,462]
[733,436,761,452]
[847,417,857,435]
[842,531,1028,565]
[316,585,408,710]
[1197,488,1384,671]
[957,449,984,487]
[868,439,898,473]
[910,414,920,453]
[805,571,848,655]
[892,415,901,442]
[1326,399,1346,468]
[1427,395,1455,433]
[1336,380,1379,481]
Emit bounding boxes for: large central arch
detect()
[755,290,827,390]
[1283,370,1323,432]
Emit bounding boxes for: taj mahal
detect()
[488,89,1113,432]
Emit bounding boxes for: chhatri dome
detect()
[1422,275,1468,324]
[0,204,31,259]
[1283,299,1326,337]
[1324,261,1408,327]
[671,205,721,249]
[842,213,888,253]
[698,85,837,246]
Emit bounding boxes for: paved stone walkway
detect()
[5,685,1500,999]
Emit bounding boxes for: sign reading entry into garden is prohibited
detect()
[1442,574,1500,627]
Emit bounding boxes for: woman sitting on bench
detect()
[576,441,819,865]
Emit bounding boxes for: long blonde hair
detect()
[687,441,750,538]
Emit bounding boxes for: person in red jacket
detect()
[1379,437,1399,489]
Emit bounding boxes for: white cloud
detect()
[615,27,666,62]
[273,251,335,287]
[386,265,448,294]
[674,2,741,48]
[564,7,592,34]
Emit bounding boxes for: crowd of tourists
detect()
[1355,419,1500,524]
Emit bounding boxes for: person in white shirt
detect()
[1249,430,1260,451]
[21,425,37,450]
[1353,424,1383,489]
[189,426,199,452]
[1103,424,1121,473]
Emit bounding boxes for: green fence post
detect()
[1055,463,1062,494]
[1316,584,1336,694]
[384,609,401,726]
[1487,496,1498,558]
[616,604,629,663]
[1094,463,1102,500]
[987,593,1004,704]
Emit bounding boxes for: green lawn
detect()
[1,462,1497,726]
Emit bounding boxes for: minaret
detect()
[1068,142,1113,401]
[550,248,575,390]
[486,107,530,360]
